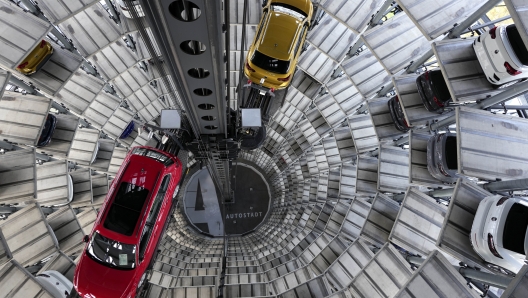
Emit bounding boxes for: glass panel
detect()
[87,232,136,269]
[104,182,150,236]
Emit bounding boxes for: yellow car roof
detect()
[258,13,300,61]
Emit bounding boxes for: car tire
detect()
[485,262,516,276]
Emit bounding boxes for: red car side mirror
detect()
[83,235,89,243]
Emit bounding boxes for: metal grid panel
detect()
[0,69,9,98]
[408,131,445,187]
[0,203,58,266]
[314,94,346,127]
[432,38,502,103]
[339,163,357,199]
[322,136,341,167]
[90,138,115,172]
[394,251,480,298]
[348,114,378,153]
[355,156,378,196]
[0,4,51,69]
[307,13,357,61]
[456,106,528,180]
[41,113,79,158]
[319,0,380,33]
[0,91,51,146]
[57,3,122,56]
[69,168,93,208]
[67,126,99,166]
[360,193,400,247]
[392,73,449,127]
[112,66,152,98]
[46,206,85,255]
[436,179,493,272]
[342,50,391,98]
[102,107,134,139]
[0,260,53,298]
[361,12,431,75]
[37,251,76,282]
[297,43,338,83]
[82,91,122,128]
[91,39,140,80]
[397,0,486,40]
[36,0,98,23]
[341,198,371,241]
[366,97,408,142]
[333,126,356,161]
[326,76,364,115]
[36,160,71,206]
[0,149,36,204]
[377,145,410,193]
[290,70,322,98]
[55,70,105,115]
[504,0,528,53]
[389,187,447,257]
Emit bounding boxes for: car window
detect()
[87,232,136,269]
[271,3,307,20]
[103,182,150,236]
[251,51,290,74]
[503,202,528,255]
[430,70,451,101]
[294,25,308,56]
[138,175,171,259]
[132,147,174,166]
[255,10,268,43]
[506,25,528,65]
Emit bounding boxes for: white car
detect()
[115,0,144,18]
[470,195,528,274]
[473,24,528,85]
[35,270,73,298]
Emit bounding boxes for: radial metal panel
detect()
[37,251,76,282]
[229,0,262,24]
[36,160,71,207]
[360,193,400,247]
[28,40,84,96]
[432,38,502,103]
[322,136,341,167]
[0,149,36,204]
[91,40,140,80]
[46,206,85,256]
[0,69,9,98]
[0,260,54,298]
[436,179,493,272]
[394,250,480,298]
[298,43,338,83]
[36,0,98,23]
[396,0,486,40]
[340,163,357,199]
[342,50,391,98]
[57,3,122,57]
[355,156,378,196]
[333,126,356,161]
[326,76,364,115]
[392,73,450,126]
[456,106,528,180]
[315,94,347,128]
[502,265,528,298]
[82,91,122,128]
[361,12,431,75]
[108,146,128,176]
[102,107,134,139]
[0,203,58,267]
[319,0,380,33]
[0,4,52,69]
[505,0,528,52]
[67,126,100,166]
[341,198,371,241]
[348,114,378,153]
[347,243,413,298]
[91,138,116,172]
[366,97,408,142]
[112,66,152,98]
[307,13,357,61]
[389,187,448,257]
[69,168,93,208]
[76,207,98,235]
[408,131,445,187]
[291,69,322,98]
[0,91,51,146]
[91,173,109,206]
[55,70,105,115]
[377,145,410,193]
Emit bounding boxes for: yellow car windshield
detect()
[271,3,306,21]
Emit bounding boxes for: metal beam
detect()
[483,178,528,192]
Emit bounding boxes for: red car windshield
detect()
[87,232,136,269]
[103,182,150,236]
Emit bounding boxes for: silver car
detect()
[426,132,460,183]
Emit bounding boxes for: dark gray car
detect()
[427,132,460,183]
[416,69,451,113]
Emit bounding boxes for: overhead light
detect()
[162,135,169,144]
[147,131,154,140]
[137,126,142,135]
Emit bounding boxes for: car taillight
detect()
[504,62,521,76]
[40,40,46,48]
[424,71,429,81]
[489,26,497,39]
[17,62,28,69]
[432,96,444,107]
[496,196,510,206]
[487,233,503,259]
[245,62,255,72]
[277,75,291,82]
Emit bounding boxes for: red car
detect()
[72,146,183,297]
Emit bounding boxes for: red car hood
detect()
[75,254,137,298]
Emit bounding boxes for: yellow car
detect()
[16,40,54,75]
[244,0,313,90]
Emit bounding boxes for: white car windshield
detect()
[271,3,306,21]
